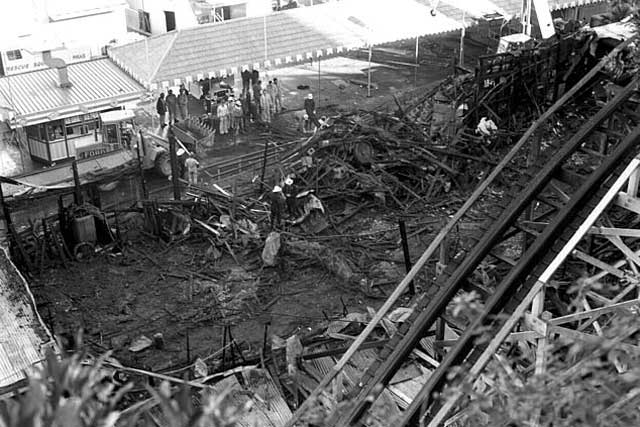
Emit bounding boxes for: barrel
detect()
[72,215,97,243]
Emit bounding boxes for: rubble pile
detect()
[285,112,483,209]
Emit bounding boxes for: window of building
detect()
[26,124,43,141]
[139,10,151,33]
[6,50,22,61]
[164,11,176,32]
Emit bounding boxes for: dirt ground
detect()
[32,199,442,374]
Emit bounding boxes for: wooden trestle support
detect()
[428,155,640,426]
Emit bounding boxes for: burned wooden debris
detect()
[5,19,638,426]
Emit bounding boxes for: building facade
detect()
[0,59,144,165]
[0,0,143,77]
[125,0,279,35]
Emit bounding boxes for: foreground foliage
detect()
[0,349,244,427]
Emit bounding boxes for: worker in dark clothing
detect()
[200,79,210,96]
[304,93,321,129]
[251,69,260,85]
[253,80,263,116]
[200,90,212,114]
[283,175,298,217]
[156,93,166,128]
[269,185,285,229]
[165,90,178,125]
[242,69,251,97]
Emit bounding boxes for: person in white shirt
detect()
[184,153,200,185]
[217,100,230,135]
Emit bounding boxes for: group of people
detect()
[269,173,301,230]
[215,97,245,136]
[241,69,284,126]
[155,71,329,140]
[294,93,324,133]
[156,85,190,128]
[199,69,286,137]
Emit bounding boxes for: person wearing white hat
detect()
[269,184,285,229]
[283,175,298,217]
[231,99,244,138]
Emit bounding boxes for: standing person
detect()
[156,93,167,128]
[273,78,283,113]
[242,69,251,97]
[294,110,309,133]
[260,89,272,124]
[177,89,189,121]
[184,153,200,185]
[304,93,321,129]
[283,175,298,217]
[217,98,229,135]
[166,89,178,125]
[252,80,263,116]
[232,99,244,137]
[266,81,276,114]
[251,69,260,86]
[201,90,212,115]
[269,185,285,229]
[242,94,251,127]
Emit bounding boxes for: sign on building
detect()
[1,47,96,76]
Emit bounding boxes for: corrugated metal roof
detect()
[108,0,466,87]
[109,0,608,88]
[491,0,607,15]
[0,58,145,127]
[0,247,55,391]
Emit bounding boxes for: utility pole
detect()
[168,128,181,200]
[414,36,419,86]
[137,130,148,199]
[317,57,321,108]
[71,159,82,205]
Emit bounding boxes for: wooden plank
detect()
[550,299,640,325]
[505,331,542,342]
[588,226,640,237]
[242,368,293,427]
[550,325,640,354]
[554,167,587,188]
[412,348,440,368]
[606,234,640,269]
[626,165,640,196]
[572,249,627,279]
[615,191,640,215]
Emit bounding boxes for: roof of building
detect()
[108,0,468,87]
[523,0,606,13]
[433,0,606,21]
[0,247,55,393]
[108,0,607,88]
[0,58,145,127]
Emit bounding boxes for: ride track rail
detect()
[286,37,640,427]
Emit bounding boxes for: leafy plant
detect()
[0,346,244,427]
